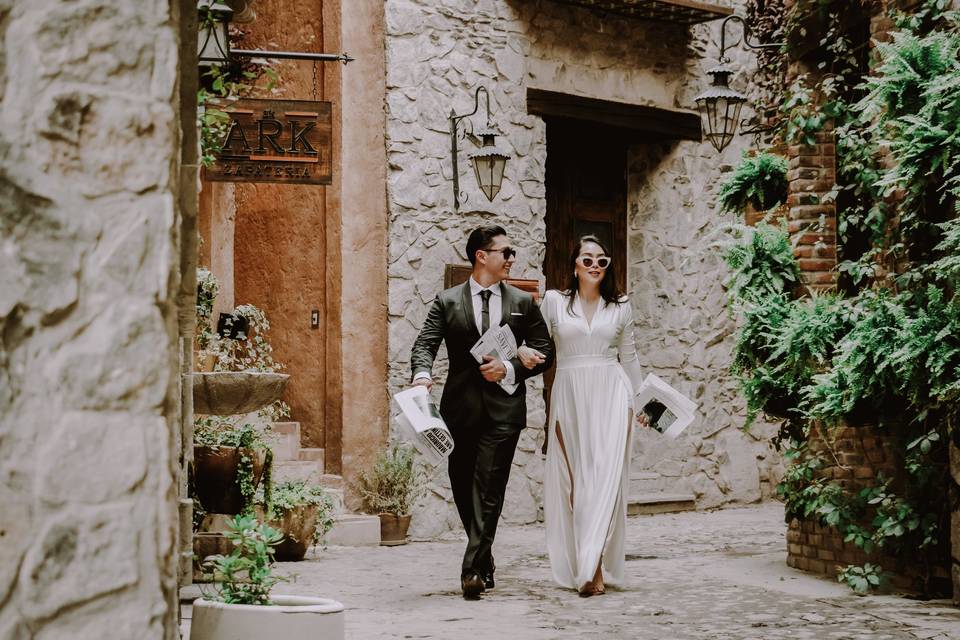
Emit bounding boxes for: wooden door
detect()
[544,119,627,292]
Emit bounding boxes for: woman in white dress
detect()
[519,235,648,596]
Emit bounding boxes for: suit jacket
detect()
[410,281,554,428]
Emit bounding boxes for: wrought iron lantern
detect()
[469,126,510,203]
[450,87,511,211]
[198,1,234,67]
[695,15,784,153]
[196,0,354,69]
[695,64,747,153]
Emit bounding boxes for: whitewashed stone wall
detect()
[0,2,182,638]
[385,0,783,539]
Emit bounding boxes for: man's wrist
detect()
[502,360,515,385]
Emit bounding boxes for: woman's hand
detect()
[635,411,651,428]
[517,345,546,370]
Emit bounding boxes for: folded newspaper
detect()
[635,373,698,439]
[469,324,518,394]
[393,386,455,465]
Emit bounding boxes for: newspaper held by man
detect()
[469,324,518,394]
[393,385,455,465]
[635,373,698,439]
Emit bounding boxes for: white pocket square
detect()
[511,312,523,316]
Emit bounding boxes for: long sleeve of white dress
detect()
[616,300,645,404]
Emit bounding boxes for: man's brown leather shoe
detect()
[461,572,484,600]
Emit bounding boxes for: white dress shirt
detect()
[414,276,516,386]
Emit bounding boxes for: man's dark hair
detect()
[466,225,507,266]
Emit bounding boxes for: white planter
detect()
[190,595,344,640]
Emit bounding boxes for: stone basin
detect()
[192,371,290,415]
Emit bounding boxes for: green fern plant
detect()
[722,223,801,305]
[719,152,789,214]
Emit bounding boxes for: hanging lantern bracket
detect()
[717,14,784,63]
[449,87,493,212]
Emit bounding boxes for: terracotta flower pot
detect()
[271,504,319,561]
[193,446,267,515]
[190,595,344,640]
[378,513,411,546]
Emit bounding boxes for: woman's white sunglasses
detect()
[577,256,611,269]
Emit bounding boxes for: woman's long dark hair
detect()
[564,235,625,315]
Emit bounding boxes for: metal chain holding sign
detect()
[311,60,318,101]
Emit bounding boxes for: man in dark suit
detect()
[410,225,554,600]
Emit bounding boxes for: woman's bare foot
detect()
[578,563,605,597]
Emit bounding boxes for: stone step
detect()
[629,471,664,495]
[272,460,322,485]
[324,487,345,515]
[324,513,381,546]
[270,422,301,462]
[298,446,325,464]
[627,493,696,516]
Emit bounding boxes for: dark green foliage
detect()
[722,223,800,305]
[718,152,789,214]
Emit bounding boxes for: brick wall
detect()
[787,123,838,292]
[786,423,951,593]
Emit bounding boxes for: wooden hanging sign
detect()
[204,98,333,185]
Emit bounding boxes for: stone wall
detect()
[0,1,183,637]
[626,139,784,509]
[384,0,784,538]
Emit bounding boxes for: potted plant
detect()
[262,481,336,561]
[191,515,344,640]
[719,151,789,225]
[357,443,426,546]
[193,418,274,517]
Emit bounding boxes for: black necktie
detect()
[480,289,491,334]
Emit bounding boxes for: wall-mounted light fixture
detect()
[197,0,354,67]
[695,15,784,153]
[449,87,510,212]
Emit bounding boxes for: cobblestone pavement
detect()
[183,503,960,639]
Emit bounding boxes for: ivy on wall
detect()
[720,0,959,595]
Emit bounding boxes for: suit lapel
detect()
[460,281,480,336]
[498,281,513,326]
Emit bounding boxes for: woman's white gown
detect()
[540,289,643,589]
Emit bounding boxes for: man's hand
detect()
[413,377,433,390]
[480,355,507,382]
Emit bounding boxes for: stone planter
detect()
[271,504,319,561]
[193,446,267,515]
[190,595,344,640]
[192,371,290,415]
[378,513,411,546]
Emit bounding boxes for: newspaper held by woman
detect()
[634,373,697,439]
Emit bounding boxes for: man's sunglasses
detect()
[577,256,611,269]
[481,247,517,260]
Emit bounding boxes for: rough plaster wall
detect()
[384,0,783,538]
[0,2,182,637]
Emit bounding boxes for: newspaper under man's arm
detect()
[393,386,455,465]
[469,324,519,394]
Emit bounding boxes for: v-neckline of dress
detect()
[574,292,603,333]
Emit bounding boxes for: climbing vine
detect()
[721,0,959,596]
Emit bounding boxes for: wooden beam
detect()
[526,88,701,141]
[541,0,732,25]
